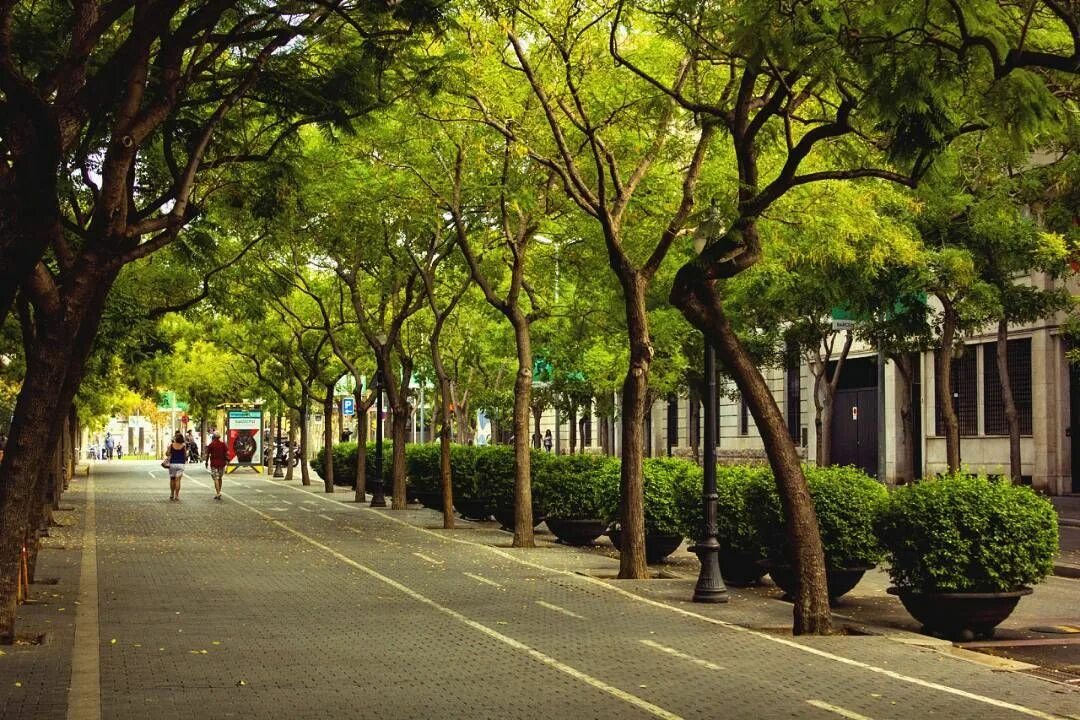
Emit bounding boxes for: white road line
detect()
[318,514,335,522]
[464,572,503,588]
[806,700,874,720]
[255,488,263,493]
[68,473,100,720]
[536,600,585,620]
[280,499,293,505]
[259,475,1070,720]
[147,472,157,479]
[217,487,682,720]
[639,640,724,671]
[298,506,312,512]
[412,552,443,564]
[346,527,363,534]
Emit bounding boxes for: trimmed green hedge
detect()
[314,442,392,487]
[674,464,769,555]
[748,464,888,569]
[876,472,1058,593]
[533,454,619,520]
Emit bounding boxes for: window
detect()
[935,347,977,436]
[739,395,750,436]
[983,339,1033,435]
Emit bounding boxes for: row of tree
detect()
[0,0,1076,642]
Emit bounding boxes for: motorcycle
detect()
[263,438,300,468]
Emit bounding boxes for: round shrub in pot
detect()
[449,445,490,520]
[748,465,887,599]
[405,443,442,508]
[534,455,618,545]
[877,472,1057,639]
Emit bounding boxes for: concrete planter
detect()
[545,518,607,546]
[765,562,872,600]
[887,586,1033,640]
[608,528,684,563]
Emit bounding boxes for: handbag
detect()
[161,459,170,469]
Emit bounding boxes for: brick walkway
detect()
[2,461,1079,719]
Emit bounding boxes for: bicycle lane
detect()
[220,473,1080,720]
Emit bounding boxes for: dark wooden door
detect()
[831,387,879,478]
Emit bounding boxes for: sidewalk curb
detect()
[1053,561,1080,579]
[1059,518,1080,528]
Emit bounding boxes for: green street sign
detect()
[157,391,188,412]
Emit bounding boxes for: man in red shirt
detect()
[204,432,230,500]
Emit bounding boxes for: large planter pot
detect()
[414,489,444,512]
[608,529,685,564]
[765,562,872,600]
[887,586,1033,640]
[545,518,607,546]
[494,506,545,532]
[720,550,768,587]
[456,498,492,521]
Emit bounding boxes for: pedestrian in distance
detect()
[543,429,553,453]
[165,432,189,501]
[204,432,229,500]
[116,443,123,460]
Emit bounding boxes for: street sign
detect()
[342,397,355,416]
[852,406,859,421]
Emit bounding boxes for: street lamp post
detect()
[370,369,387,508]
[691,202,728,604]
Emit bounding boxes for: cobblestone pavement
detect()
[2,461,1079,720]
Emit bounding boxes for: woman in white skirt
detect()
[165,432,189,501]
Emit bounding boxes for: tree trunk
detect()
[355,403,369,503]
[936,300,961,472]
[996,319,1022,482]
[353,390,367,502]
[285,410,297,482]
[818,394,834,467]
[510,317,535,547]
[894,353,916,486]
[671,245,832,634]
[0,268,114,642]
[391,402,408,509]
[431,335,455,530]
[617,275,650,580]
[322,390,334,492]
[712,309,832,633]
[299,387,311,486]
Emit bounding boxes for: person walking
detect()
[543,429,553,453]
[165,432,189,501]
[204,432,229,500]
[116,443,123,460]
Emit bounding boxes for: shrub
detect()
[405,443,441,494]
[533,454,619,520]
[475,445,517,512]
[876,472,1058,593]
[314,442,396,488]
[674,464,769,556]
[624,458,697,537]
[748,464,888,569]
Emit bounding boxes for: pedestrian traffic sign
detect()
[342,397,355,416]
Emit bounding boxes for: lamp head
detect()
[692,199,724,256]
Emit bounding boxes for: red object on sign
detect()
[181,414,189,424]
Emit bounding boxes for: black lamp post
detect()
[369,368,387,508]
[691,202,728,604]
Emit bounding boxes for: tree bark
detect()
[617,274,650,580]
[322,389,334,492]
[0,264,115,642]
[431,324,456,530]
[935,297,961,472]
[299,387,311,486]
[671,242,832,635]
[353,389,369,502]
[510,316,535,547]
[390,400,408,509]
[996,319,1022,482]
[285,410,297,483]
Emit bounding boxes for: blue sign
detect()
[341,397,355,416]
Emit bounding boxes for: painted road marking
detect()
[298,506,312,512]
[68,473,100,720]
[806,700,874,720]
[255,488,263,493]
[281,499,293,505]
[536,601,585,619]
[639,639,724,671]
[413,552,443,565]
[318,514,335,522]
[464,572,503,588]
[215,484,683,720]
[263,475,1072,720]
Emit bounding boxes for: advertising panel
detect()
[224,406,263,471]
